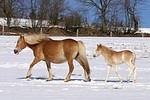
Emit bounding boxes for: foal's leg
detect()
[64,59,74,82]
[126,62,136,83]
[113,65,123,83]
[133,68,137,83]
[26,57,41,78]
[105,65,112,82]
[46,62,53,81]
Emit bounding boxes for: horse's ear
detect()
[20,34,24,38]
[99,44,102,47]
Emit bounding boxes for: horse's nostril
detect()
[14,49,18,54]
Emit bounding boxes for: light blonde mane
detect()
[23,34,50,45]
[101,44,114,54]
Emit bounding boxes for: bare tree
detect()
[29,0,38,28]
[77,0,148,35]
[46,0,67,25]
[123,0,146,34]
[37,0,50,28]
[65,10,81,27]
[36,0,68,27]
[77,0,114,33]
[0,0,25,28]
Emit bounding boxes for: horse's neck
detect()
[101,46,113,59]
[27,43,39,51]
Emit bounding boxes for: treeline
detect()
[0,0,147,35]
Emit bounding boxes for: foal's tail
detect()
[131,52,136,65]
[77,41,90,76]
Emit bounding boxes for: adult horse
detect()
[93,44,136,83]
[14,34,91,82]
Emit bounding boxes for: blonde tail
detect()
[77,41,90,81]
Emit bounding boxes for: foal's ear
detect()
[97,44,102,47]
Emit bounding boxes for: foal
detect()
[93,44,136,83]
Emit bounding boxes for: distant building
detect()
[135,28,150,34]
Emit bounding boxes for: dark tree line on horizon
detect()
[0,0,148,35]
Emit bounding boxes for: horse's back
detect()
[62,39,79,55]
[42,39,79,63]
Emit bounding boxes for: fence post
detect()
[40,27,42,34]
[2,24,4,35]
[76,29,78,37]
[110,32,112,37]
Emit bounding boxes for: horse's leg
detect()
[126,62,136,83]
[105,65,112,82]
[133,68,137,83]
[64,59,74,82]
[26,57,41,78]
[113,65,123,83]
[46,62,53,81]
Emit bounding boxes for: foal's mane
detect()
[101,44,113,52]
[100,44,112,50]
[23,34,50,45]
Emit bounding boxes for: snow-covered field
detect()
[0,36,150,100]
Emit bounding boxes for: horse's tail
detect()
[131,52,136,65]
[77,41,90,78]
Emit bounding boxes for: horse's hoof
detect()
[26,74,32,78]
[46,78,53,82]
[133,80,136,83]
[87,79,91,82]
[104,80,107,83]
[26,78,31,81]
[64,79,70,82]
[26,76,30,78]
[46,80,50,82]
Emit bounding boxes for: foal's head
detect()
[14,35,27,54]
[93,44,103,57]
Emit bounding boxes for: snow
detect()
[0,36,150,100]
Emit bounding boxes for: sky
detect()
[140,1,150,28]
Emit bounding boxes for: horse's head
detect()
[93,44,102,57]
[14,35,27,55]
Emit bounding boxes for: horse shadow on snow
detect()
[16,76,86,82]
[17,77,132,83]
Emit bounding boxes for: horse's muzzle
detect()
[14,49,19,54]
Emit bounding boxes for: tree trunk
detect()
[101,13,107,33]
[131,15,138,34]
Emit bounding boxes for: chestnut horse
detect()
[93,44,136,83]
[14,34,91,82]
